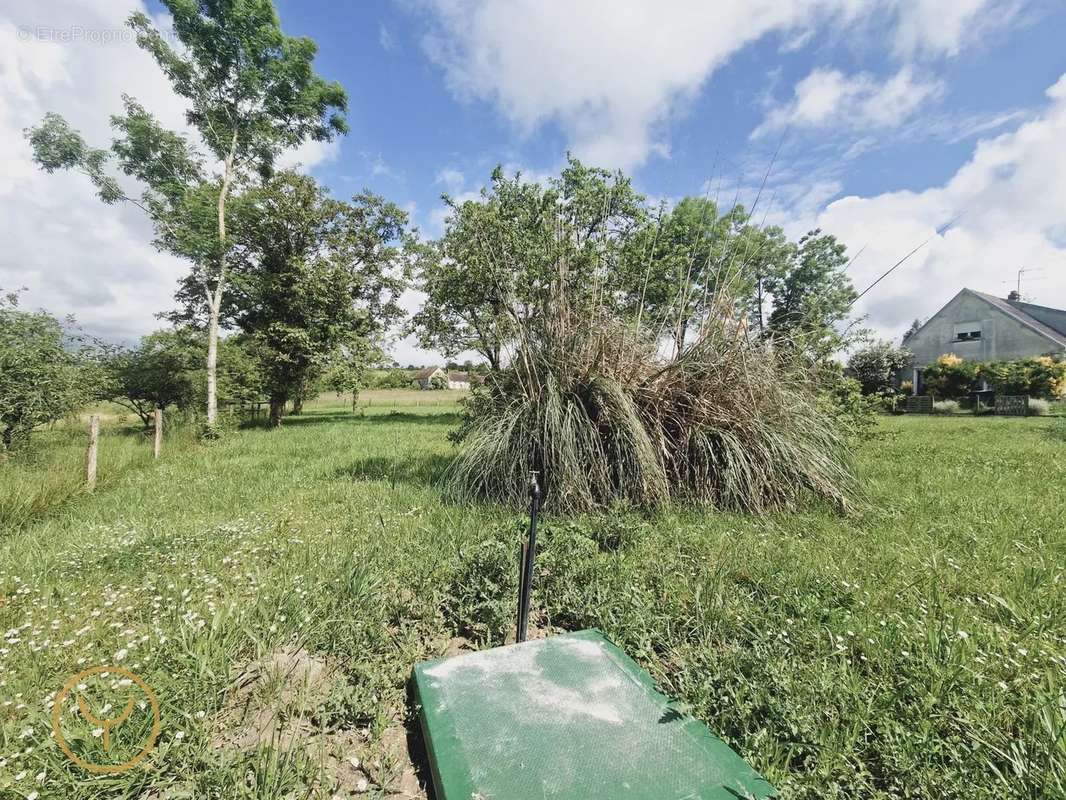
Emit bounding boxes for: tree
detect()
[104,329,201,427]
[223,172,411,426]
[847,341,913,398]
[902,318,923,344]
[412,157,645,369]
[622,199,795,353]
[764,229,859,358]
[0,292,100,451]
[27,0,347,432]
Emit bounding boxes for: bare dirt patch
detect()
[210,645,431,798]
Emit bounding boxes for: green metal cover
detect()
[412,629,776,799]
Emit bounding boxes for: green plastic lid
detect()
[412,629,776,799]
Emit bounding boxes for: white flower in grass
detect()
[114,648,128,661]
[35,771,45,782]
[91,728,104,738]
[175,731,185,740]
[15,770,27,781]
[27,791,39,800]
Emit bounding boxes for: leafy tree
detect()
[621,199,793,354]
[0,292,100,451]
[223,172,411,426]
[764,229,859,358]
[104,329,202,427]
[412,157,645,369]
[847,341,913,398]
[902,318,923,344]
[27,0,347,432]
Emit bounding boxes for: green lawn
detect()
[0,401,1063,799]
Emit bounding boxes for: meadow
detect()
[0,395,1063,799]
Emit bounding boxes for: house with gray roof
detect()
[904,288,1066,393]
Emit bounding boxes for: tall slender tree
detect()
[26,0,347,431]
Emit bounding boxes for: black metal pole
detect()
[516,472,541,643]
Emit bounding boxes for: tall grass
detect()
[0,412,197,532]
[446,293,853,514]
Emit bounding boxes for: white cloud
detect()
[800,72,1066,339]
[890,0,1020,57]
[1,1,341,342]
[413,0,1011,169]
[0,2,193,341]
[434,167,465,191]
[275,137,342,172]
[754,66,943,137]
[379,23,396,52]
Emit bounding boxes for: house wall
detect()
[907,292,1063,367]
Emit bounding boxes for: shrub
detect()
[847,341,912,398]
[1027,398,1050,416]
[923,354,978,400]
[980,357,1066,399]
[0,292,102,451]
[932,400,960,415]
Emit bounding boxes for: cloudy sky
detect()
[3,0,1065,365]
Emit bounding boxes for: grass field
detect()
[0,397,1063,798]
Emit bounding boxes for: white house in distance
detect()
[904,288,1066,393]
[413,366,473,390]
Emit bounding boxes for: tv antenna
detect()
[1005,267,1045,299]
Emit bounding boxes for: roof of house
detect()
[449,372,471,382]
[414,366,444,380]
[968,289,1066,348]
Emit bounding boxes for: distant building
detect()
[905,288,1066,392]
[413,366,476,390]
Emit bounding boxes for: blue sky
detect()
[4,0,1066,364]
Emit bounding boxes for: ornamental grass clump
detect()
[446,290,854,515]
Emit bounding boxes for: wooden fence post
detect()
[153,409,163,459]
[85,414,100,491]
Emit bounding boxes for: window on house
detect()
[952,322,982,342]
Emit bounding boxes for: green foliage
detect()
[0,292,100,451]
[223,172,412,424]
[428,372,449,390]
[922,355,979,399]
[368,369,413,390]
[412,157,645,368]
[431,162,855,516]
[980,357,1066,399]
[763,229,860,359]
[847,340,913,399]
[27,0,348,425]
[823,373,878,439]
[103,328,202,426]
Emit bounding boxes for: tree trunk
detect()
[205,294,221,428]
[1,424,13,451]
[292,397,304,415]
[268,397,285,428]
[206,129,238,431]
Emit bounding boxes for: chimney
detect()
[1007,290,1021,302]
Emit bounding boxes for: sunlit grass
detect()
[0,400,1062,798]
